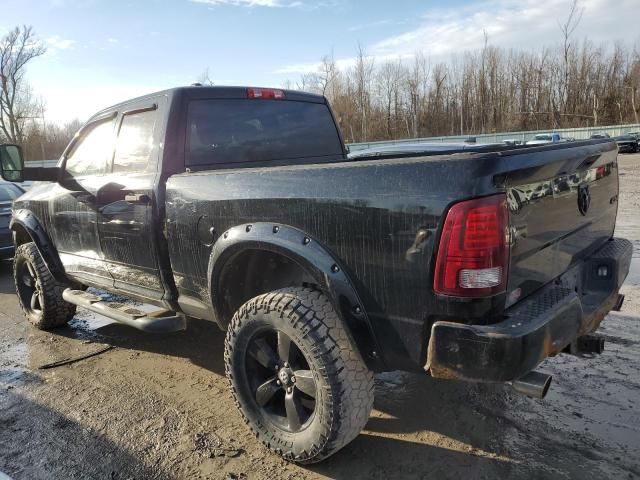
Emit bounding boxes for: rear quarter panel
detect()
[164,140,618,371]
[165,154,500,370]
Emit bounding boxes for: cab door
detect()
[96,101,165,302]
[49,113,116,287]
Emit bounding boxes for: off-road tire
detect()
[13,242,76,329]
[224,287,374,463]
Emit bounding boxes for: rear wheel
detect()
[224,287,374,463]
[14,242,76,329]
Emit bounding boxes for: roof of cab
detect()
[91,85,326,120]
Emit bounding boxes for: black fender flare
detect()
[10,209,68,283]
[207,222,385,371]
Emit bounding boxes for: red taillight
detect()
[434,194,509,297]
[247,88,285,99]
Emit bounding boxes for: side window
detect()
[113,108,157,173]
[65,118,115,176]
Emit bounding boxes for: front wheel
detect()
[224,287,374,463]
[14,242,76,329]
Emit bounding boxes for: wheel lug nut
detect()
[284,362,289,368]
[291,377,296,383]
[276,380,281,385]
[287,388,292,393]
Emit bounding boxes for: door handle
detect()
[124,193,150,204]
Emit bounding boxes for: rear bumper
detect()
[425,238,633,382]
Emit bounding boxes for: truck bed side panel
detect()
[165,155,498,371]
[164,140,619,371]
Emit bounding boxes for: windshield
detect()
[534,135,552,141]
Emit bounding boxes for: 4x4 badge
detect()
[578,184,591,216]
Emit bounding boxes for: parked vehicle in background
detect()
[615,135,639,153]
[0,181,24,259]
[626,131,640,142]
[0,86,631,464]
[503,139,523,146]
[590,133,611,139]
[525,132,562,145]
[347,142,504,159]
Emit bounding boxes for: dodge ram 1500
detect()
[0,86,631,463]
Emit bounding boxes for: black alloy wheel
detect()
[246,329,317,432]
[16,255,43,315]
[13,242,76,329]
[225,287,374,463]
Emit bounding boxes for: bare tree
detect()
[406,52,429,138]
[376,60,404,138]
[296,72,317,92]
[196,68,215,86]
[23,116,82,161]
[558,0,584,125]
[625,53,640,124]
[317,53,338,100]
[0,26,46,144]
[288,36,640,141]
[353,44,374,141]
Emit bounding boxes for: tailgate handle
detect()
[124,193,150,204]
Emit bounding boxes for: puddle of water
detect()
[68,312,116,334]
[67,287,160,336]
[0,341,28,387]
[1,341,28,365]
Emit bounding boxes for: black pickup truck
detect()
[0,86,631,463]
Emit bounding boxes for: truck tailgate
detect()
[505,141,619,305]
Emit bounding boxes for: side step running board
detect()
[63,289,186,333]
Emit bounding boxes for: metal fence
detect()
[347,123,640,152]
[24,159,58,167]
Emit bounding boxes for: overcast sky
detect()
[4,0,639,124]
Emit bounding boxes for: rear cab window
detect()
[185,99,343,167]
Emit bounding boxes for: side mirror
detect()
[0,144,24,183]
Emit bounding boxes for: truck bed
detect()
[165,139,619,371]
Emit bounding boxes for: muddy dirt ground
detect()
[1,155,640,480]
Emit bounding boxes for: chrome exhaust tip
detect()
[510,371,552,399]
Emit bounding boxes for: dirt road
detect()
[1,155,639,480]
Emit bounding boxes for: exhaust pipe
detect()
[510,371,552,399]
[613,294,625,312]
[562,334,606,355]
[577,334,605,354]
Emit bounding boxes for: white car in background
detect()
[526,133,562,145]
